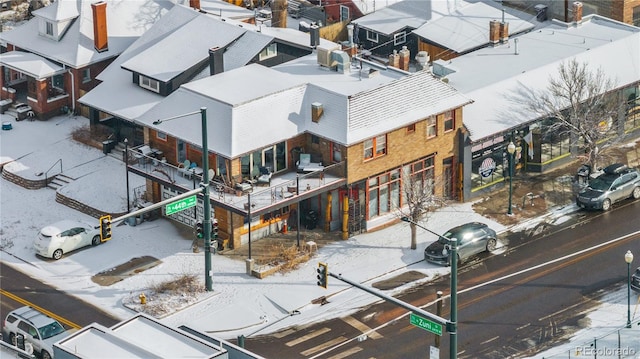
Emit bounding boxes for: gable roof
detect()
[411,1,537,54]
[120,13,247,82]
[352,0,471,34]
[0,0,171,68]
[136,55,471,158]
[79,4,334,122]
[439,15,640,141]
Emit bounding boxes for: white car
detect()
[34,220,102,260]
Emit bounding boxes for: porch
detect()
[125,145,347,216]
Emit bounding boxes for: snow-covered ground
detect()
[1,113,638,358]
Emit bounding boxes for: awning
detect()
[0,51,67,80]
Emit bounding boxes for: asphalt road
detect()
[0,261,120,335]
[247,199,640,358]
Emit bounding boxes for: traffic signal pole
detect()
[327,271,450,329]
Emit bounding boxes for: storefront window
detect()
[367,169,401,218]
[624,83,640,133]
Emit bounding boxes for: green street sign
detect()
[410,313,443,336]
[166,195,197,215]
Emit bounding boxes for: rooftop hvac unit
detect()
[317,44,340,67]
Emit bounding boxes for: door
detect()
[177,140,187,163]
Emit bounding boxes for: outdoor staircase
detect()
[47,173,75,190]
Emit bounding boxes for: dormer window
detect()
[46,21,54,36]
[259,43,277,61]
[139,75,159,93]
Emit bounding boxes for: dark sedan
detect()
[424,222,498,266]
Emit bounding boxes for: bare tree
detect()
[397,168,448,250]
[514,59,621,171]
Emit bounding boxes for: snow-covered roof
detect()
[0,51,66,79]
[352,0,471,34]
[56,314,227,359]
[198,0,255,20]
[78,5,270,121]
[136,55,471,158]
[351,0,404,15]
[411,1,537,54]
[0,0,172,68]
[441,15,640,141]
[33,0,78,21]
[120,14,247,82]
[136,64,308,158]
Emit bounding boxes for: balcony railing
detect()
[126,145,347,215]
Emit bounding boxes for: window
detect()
[407,123,416,133]
[366,30,378,43]
[364,135,387,160]
[368,169,401,218]
[139,76,159,93]
[632,5,640,27]
[82,68,91,83]
[443,110,455,132]
[156,131,167,141]
[311,135,320,144]
[393,32,406,45]
[340,5,349,21]
[427,116,437,138]
[332,143,342,162]
[259,43,277,61]
[46,21,53,36]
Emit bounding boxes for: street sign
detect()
[410,313,443,336]
[165,195,197,215]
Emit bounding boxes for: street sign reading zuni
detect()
[410,313,443,336]
[166,195,197,215]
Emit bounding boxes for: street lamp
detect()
[153,107,213,291]
[401,216,457,359]
[124,138,130,213]
[507,141,516,215]
[625,250,634,328]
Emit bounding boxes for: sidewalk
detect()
[1,113,639,358]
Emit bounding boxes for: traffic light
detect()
[99,215,112,241]
[195,220,203,239]
[317,262,328,289]
[211,218,218,239]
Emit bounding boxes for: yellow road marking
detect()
[0,289,81,329]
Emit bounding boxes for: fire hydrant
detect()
[139,293,147,305]
[282,219,288,234]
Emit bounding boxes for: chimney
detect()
[271,0,288,29]
[573,1,583,23]
[489,20,500,45]
[415,51,430,71]
[310,24,320,48]
[189,0,200,10]
[388,50,400,69]
[398,46,410,71]
[499,22,509,43]
[91,1,108,52]
[209,47,224,76]
[311,102,323,123]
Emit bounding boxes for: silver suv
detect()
[2,306,70,359]
[576,163,640,211]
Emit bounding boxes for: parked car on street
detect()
[632,267,640,293]
[34,220,102,260]
[424,222,498,266]
[576,163,640,211]
[2,306,71,359]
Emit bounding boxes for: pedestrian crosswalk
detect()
[277,315,383,358]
